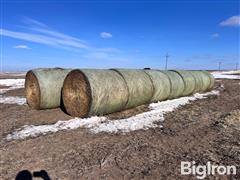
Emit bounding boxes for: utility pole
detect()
[218,61,222,71]
[236,62,239,70]
[165,53,169,70]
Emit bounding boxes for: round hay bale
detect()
[189,71,203,93]
[25,68,71,109]
[202,71,215,90]
[160,70,185,99]
[172,70,196,96]
[199,71,211,92]
[144,70,171,102]
[189,71,213,92]
[112,69,154,109]
[62,69,129,117]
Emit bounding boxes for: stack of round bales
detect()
[62,69,214,117]
[25,68,214,117]
[62,69,155,117]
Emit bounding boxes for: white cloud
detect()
[1,17,120,54]
[1,28,89,50]
[210,33,219,39]
[13,45,30,49]
[100,32,113,38]
[220,15,240,27]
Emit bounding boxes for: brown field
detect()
[0,75,240,179]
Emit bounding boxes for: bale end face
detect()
[62,70,91,117]
[25,71,41,109]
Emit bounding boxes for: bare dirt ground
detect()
[0,78,240,179]
[3,88,25,97]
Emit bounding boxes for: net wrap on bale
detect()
[62,69,129,117]
[160,70,185,99]
[25,68,71,109]
[202,71,215,90]
[112,69,154,109]
[189,71,211,92]
[172,70,196,96]
[144,70,171,102]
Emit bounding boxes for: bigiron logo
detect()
[181,161,237,179]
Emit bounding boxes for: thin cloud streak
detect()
[31,28,88,44]
[1,17,120,54]
[1,29,88,49]
[22,17,87,43]
[22,17,48,28]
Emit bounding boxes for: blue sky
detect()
[1,0,239,71]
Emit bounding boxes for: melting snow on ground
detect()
[5,90,219,141]
[0,96,26,105]
[0,79,25,93]
[0,79,26,105]
[211,70,240,80]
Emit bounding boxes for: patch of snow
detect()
[211,71,240,79]
[5,117,106,141]
[0,79,25,87]
[0,79,25,94]
[5,89,219,141]
[0,79,26,105]
[216,70,240,75]
[0,95,26,105]
[212,74,240,79]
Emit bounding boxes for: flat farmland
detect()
[0,72,240,179]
